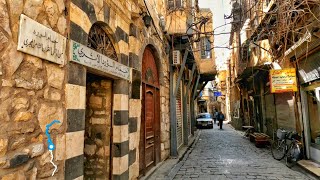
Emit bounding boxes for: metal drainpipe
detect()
[169,48,178,157]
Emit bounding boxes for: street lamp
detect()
[141,12,152,28]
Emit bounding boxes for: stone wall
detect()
[0,0,67,179]
[84,75,112,178]
[160,78,170,160]
[127,2,170,178]
[0,0,171,179]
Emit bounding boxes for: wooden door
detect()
[145,86,155,168]
[140,47,160,175]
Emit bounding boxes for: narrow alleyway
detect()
[149,124,317,180]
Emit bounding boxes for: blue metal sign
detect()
[214,91,222,97]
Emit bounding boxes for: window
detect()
[88,24,117,61]
[201,37,211,59]
[168,0,183,9]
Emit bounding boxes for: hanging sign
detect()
[270,68,298,93]
[70,40,131,81]
[17,14,66,65]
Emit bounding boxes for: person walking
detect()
[213,109,218,124]
[217,111,225,130]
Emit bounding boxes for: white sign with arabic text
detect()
[17,14,66,65]
[70,40,131,81]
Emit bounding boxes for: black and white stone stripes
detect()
[113,79,130,180]
[65,63,86,180]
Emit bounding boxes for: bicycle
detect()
[271,129,303,168]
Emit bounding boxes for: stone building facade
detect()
[0,0,171,179]
[228,1,320,166]
[0,0,216,179]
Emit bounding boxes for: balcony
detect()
[246,0,277,42]
[166,12,189,35]
[165,0,195,35]
[169,7,216,82]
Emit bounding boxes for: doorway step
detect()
[298,159,320,177]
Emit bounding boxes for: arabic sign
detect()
[70,40,131,81]
[270,68,298,93]
[17,14,66,65]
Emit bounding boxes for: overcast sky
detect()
[198,0,232,69]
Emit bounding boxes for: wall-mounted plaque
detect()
[70,40,131,81]
[17,14,66,65]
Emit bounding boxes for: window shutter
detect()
[206,38,210,51]
[176,0,182,8]
[168,0,174,9]
[201,38,205,57]
[206,38,211,58]
[201,37,211,59]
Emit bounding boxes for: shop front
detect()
[299,51,320,162]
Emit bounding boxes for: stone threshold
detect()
[140,130,201,180]
[298,159,320,177]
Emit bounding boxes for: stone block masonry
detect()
[113,79,130,180]
[0,0,67,179]
[64,63,86,180]
[84,75,113,179]
[129,99,141,179]
[0,0,171,179]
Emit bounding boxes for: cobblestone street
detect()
[149,123,317,180]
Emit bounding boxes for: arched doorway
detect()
[139,46,161,175]
[84,24,116,179]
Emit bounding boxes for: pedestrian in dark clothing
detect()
[217,111,225,129]
[213,110,218,124]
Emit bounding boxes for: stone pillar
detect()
[128,70,141,179]
[113,80,129,180]
[128,99,140,179]
[64,63,86,180]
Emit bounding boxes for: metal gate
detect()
[175,73,183,148]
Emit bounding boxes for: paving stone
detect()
[149,124,317,180]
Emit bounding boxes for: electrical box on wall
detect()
[173,50,181,65]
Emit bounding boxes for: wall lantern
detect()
[141,12,152,28]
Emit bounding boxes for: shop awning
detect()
[298,51,320,84]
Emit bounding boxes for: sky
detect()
[198,0,232,69]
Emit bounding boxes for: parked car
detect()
[196,113,213,129]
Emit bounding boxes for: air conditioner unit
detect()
[173,50,181,65]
